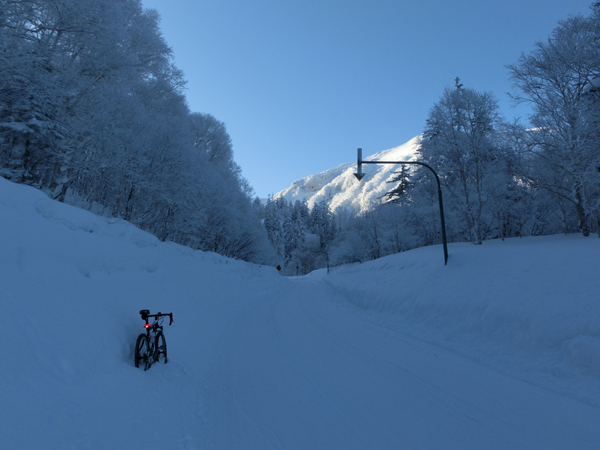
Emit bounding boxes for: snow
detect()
[274,137,421,213]
[1,176,600,449]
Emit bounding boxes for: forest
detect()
[0,0,273,263]
[1,0,599,274]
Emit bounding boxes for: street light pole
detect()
[354,148,449,265]
[318,249,330,274]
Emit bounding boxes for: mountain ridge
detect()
[273,136,421,213]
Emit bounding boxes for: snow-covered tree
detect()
[0,0,272,263]
[507,12,600,236]
[418,79,512,244]
[309,200,336,249]
[382,166,411,205]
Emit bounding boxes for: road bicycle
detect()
[134,310,173,371]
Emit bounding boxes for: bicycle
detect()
[134,310,173,371]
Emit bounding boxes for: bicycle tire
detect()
[156,332,168,364]
[135,334,152,370]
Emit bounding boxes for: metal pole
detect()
[437,182,449,265]
[354,148,364,180]
[357,148,362,170]
[319,250,330,274]
[356,152,449,265]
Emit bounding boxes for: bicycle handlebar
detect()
[140,310,173,325]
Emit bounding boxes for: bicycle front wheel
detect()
[155,332,168,364]
[135,334,152,371]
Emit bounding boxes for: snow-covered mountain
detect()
[273,136,421,212]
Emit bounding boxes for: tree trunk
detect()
[575,190,589,236]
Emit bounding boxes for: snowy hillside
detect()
[2,176,600,449]
[274,137,420,213]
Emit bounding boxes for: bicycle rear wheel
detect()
[135,334,152,370]
[155,332,168,364]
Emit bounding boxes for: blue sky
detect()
[141,0,593,198]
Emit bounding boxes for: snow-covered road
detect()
[2,178,600,449]
[201,278,600,449]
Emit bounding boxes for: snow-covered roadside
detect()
[316,234,600,405]
[0,177,284,448]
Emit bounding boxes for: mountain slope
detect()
[1,176,600,449]
[274,137,420,212]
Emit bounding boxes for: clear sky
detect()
[141,0,593,199]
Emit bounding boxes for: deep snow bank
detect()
[0,177,284,449]
[317,234,600,403]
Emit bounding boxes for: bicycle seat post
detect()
[140,309,150,325]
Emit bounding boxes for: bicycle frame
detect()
[143,318,163,347]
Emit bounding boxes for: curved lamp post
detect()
[354,148,448,265]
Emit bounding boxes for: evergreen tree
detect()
[310,201,336,249]
[382,166,411,205]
